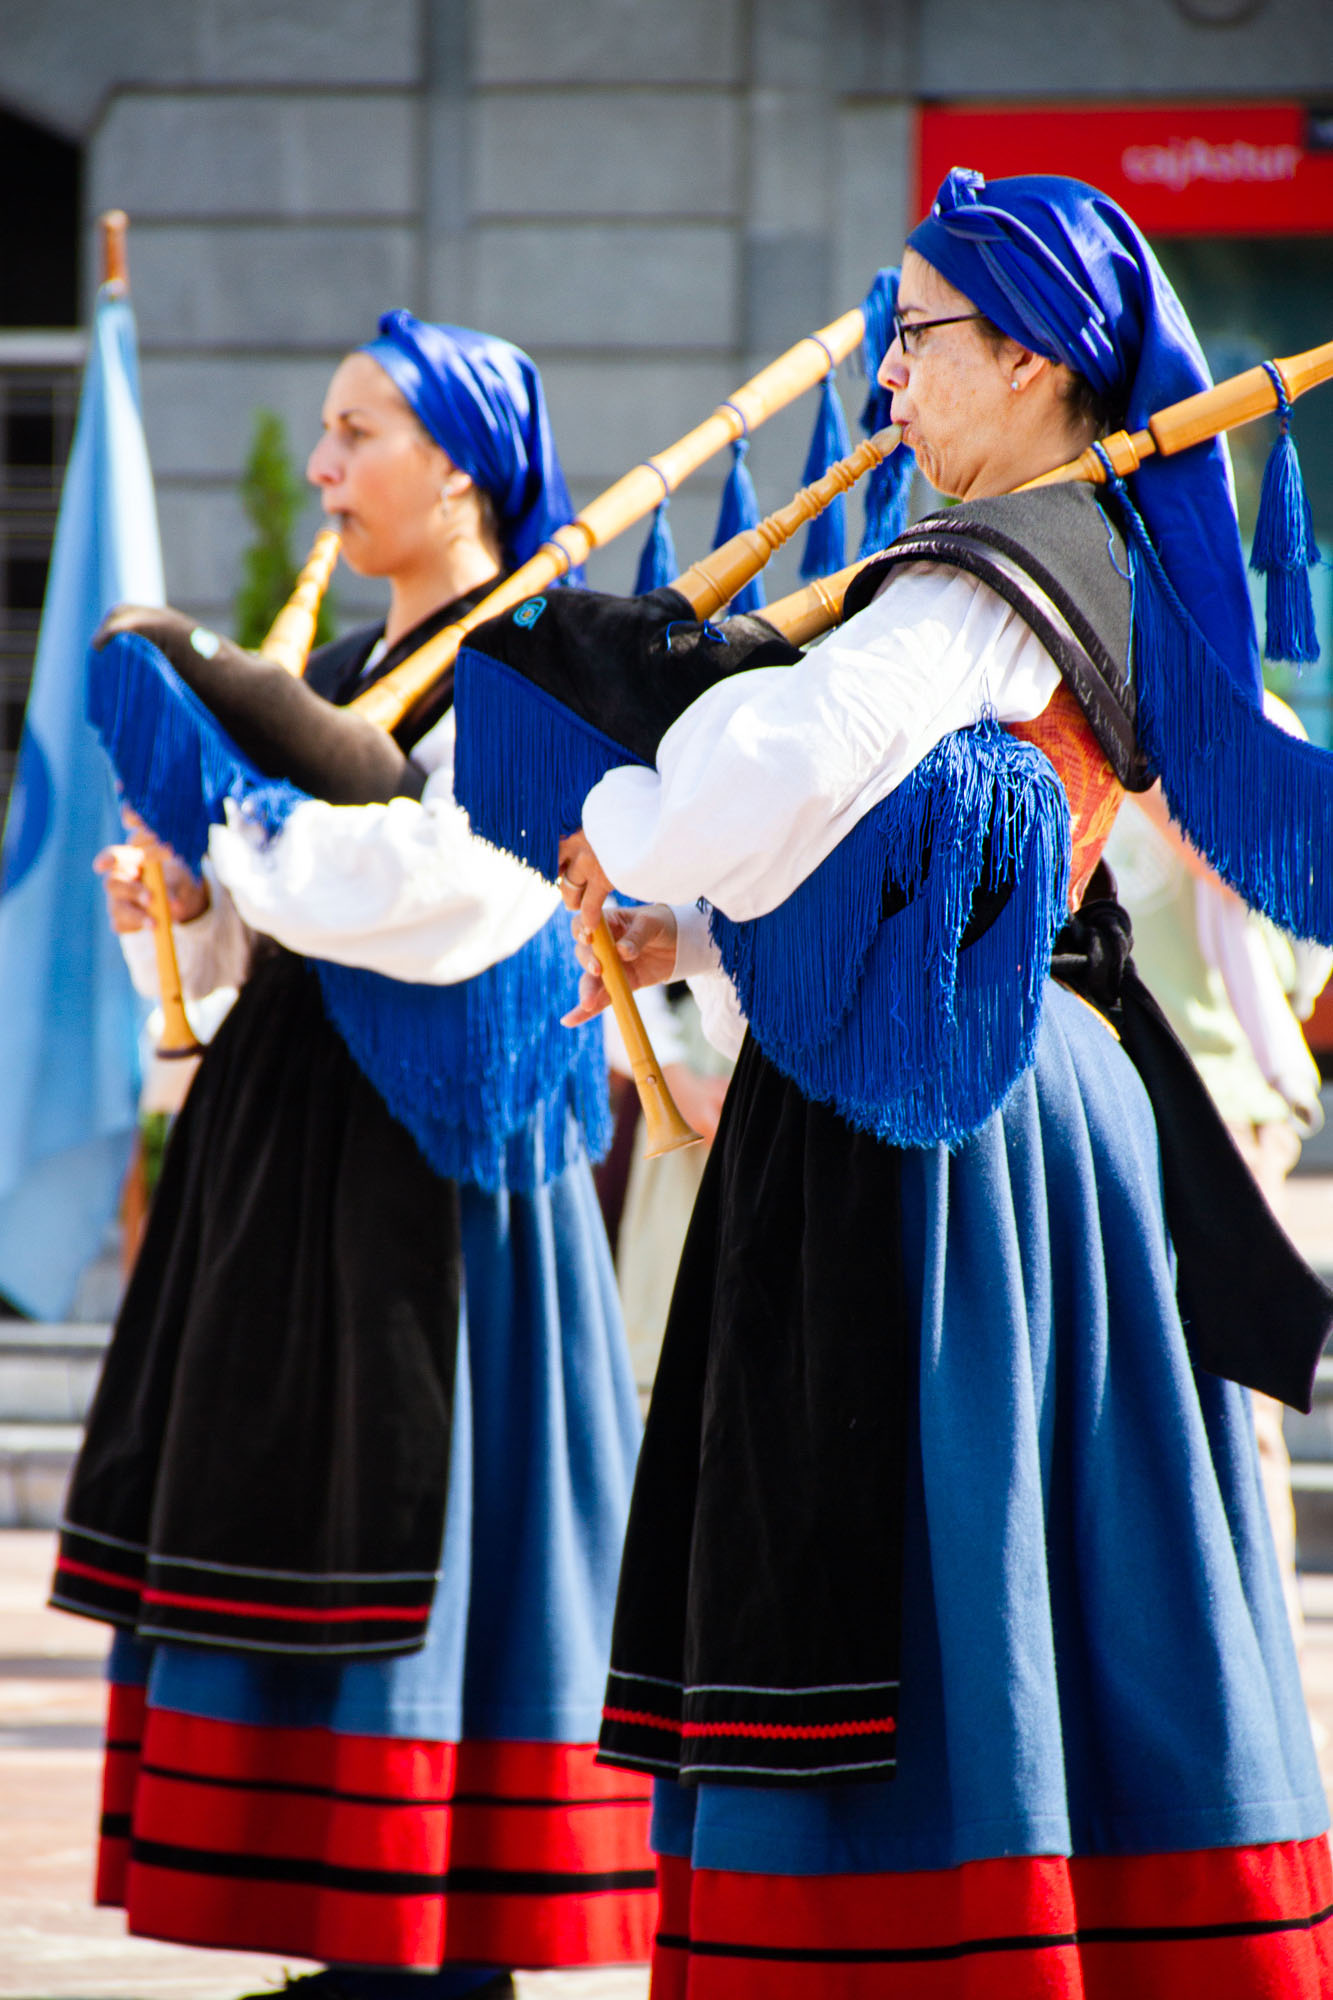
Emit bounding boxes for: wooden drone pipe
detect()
[259,527,341,677]
[1021,334,1333,491]
[348,305,869,732]
[672,427,901,618]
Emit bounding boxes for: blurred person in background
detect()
[1108,696,1333,1651]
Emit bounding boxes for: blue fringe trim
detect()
[634,500,678,594]
[453,646,649,881]
[1107,478,1333,944]
[857,267,916,558]
[86,632,608,1189]
[799,372,851,581]
[312,913,610,1192]
[1250,380,1320,665]
[712,438,766,615]
[86,632,263,869]
[710,722,1070,1148]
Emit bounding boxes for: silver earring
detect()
[1010,380,1020,391]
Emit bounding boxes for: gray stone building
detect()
[3,0,1333,816]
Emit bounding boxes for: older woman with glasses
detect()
[466,168,1333,1997]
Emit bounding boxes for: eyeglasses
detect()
[890,309,984,356]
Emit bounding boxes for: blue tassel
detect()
[799,370,851,581]
[1250,371,1320,665]
[1105,474,1333,945]
[709,722,1070,1148]
[453,645,649,881]
[856,267,916,558]
[313,913,610,1193]
[711,437,766,615]
[633,499,678,594]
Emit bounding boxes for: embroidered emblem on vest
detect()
[514,596,547,629]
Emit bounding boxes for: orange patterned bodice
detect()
[1007,682,1126,908]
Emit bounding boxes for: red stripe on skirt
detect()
[139,1585,428,1624]
[100,1702,654,1969]
[652,1838,1333,1999]
[95,1682,146,1909]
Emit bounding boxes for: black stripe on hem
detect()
[655,1900,1333,1966]
[129,1838,655,1899]
[136,1760,650,1811]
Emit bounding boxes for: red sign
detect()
[916,103,1333,236]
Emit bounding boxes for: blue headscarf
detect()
[908,168,1261,708]
[362,311,578,571]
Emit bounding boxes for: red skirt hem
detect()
[650,1836,1333,1999]
[98,1684,655,1969]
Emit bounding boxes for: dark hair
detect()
[974,314,1122,437]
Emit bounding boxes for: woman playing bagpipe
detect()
[52,316,653,1995]
[448,171,1333,1995]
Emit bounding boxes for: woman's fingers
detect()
[560,967,612,1028]
[92,603,159,650]
[563,903,678,1035]
[119,809,210,922]
[94,843,153,932]
[556,829,614,935]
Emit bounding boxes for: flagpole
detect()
[98,209,203,1062]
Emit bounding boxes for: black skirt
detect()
[54,949,462,1656]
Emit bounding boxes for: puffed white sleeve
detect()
[206,712,560,984]
[119,860,255,1000]
[582,563,1060,922]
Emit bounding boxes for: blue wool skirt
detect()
[652,983,1326,1877]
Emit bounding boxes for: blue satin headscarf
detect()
[908,168,1261,707]
[362,311,577,570]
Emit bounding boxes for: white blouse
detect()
[584,563,1060,924]
[206,711,560,985]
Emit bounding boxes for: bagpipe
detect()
[86,270,910,1174]
[451,335,1333,1153]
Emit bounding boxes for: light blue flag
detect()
[0,287,164,1318]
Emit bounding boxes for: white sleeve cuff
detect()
[669,901,721,979]
[118,865,253,1000]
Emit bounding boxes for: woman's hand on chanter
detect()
[557,829,617,936]
[93,807,209,933]
[562,903,679,1027]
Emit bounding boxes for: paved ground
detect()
[6,1538,1333,2000]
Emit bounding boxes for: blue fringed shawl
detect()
[453,644,646,885]
[710,722,1071,1148]
[86,632,608,1190]
[453,632,1072,1150]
